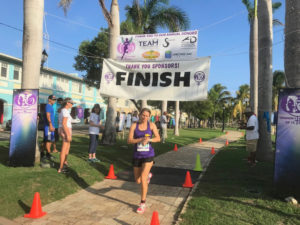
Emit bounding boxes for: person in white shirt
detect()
[160,111,168,143]
[244,107,259,166]
[88,104,103,163]
[57,98,74,173]
[132,111,139,123]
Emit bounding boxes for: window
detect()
[56,77,69,91]
[72,81,82,93]
[0,62,8,78]
[13,66,21,81]
[85,86,94,96]
[39,72,53,89]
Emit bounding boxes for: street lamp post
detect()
[41,49,48,68]
[222,106,225,132]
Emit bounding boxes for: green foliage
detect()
[73,28,109,88]
[180,139,300,225]
[124,0,190,34]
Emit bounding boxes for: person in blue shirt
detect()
[52,97,63,153]
[43,95,56,159]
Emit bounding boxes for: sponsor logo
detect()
[165,51,172,59]
[117,37,136,60]
[194,71,205,86]
[104,72,114,84]
[14,92,37,107]
[181,36,197,48]
[142,50,160,59]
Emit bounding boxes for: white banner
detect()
[100,58,211,101]
[116,30,198,61]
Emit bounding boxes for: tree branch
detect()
[98,0,113,27]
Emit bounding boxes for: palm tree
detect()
[233,84,250,120]
[256,0,273,161]
[60,0,120,145]
[284,0,300,87]
[242,0,282,115]
[22,0,44,163]
[125,0,190,135]
[272,70,285,111]
[124,0,189,35]
[208,84,231,128]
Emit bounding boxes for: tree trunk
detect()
[22,0,44,163]
[250,4,258,115]
[161,100,167,114]
[284,0,300,87]
[174,101,179,136]
[141,100,147,109]
[256,0,273,161]
[101,0,120,145]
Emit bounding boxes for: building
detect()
[0,52,107,128]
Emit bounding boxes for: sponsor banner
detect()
[9,89,39,166]
[117,30,198,61]
[274,88,300,191]
[100,58,210,101]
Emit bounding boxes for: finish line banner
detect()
[100,57,211,101]
[116,30,198,61]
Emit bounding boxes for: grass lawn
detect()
[179,139,300,225]
[0,128,222,219]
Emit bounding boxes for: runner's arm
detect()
[127,123,144,144]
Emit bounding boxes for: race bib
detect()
[137,143,150,152]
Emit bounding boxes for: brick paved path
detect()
[14,131,243,225]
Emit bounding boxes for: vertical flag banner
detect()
[274,88,300,193]
[9,89,39,166]
[117,30,198,61]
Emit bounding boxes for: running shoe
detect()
[147,172,153,184]
[136,203,146,214]
[92,158,101,163]
[87,158,94,163]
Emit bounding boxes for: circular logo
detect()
[194,71,205,85]
[104,72,114,84]
[142,50,160,59]
[14,93,37,107]
[280,95,300,117]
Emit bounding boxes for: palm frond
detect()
[58,0,73,15]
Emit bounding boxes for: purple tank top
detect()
[133,122,155,159]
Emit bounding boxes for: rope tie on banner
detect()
[263,112,271,133]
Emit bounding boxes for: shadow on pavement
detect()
[117,166,201,187]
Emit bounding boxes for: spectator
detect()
[88,104,103,163]
[243,107,259,167]
[58,98,74,173]
[160,111,168,143]
[52,97,63,153]
[43,95,56,160]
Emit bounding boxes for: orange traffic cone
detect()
[199,138,202,143]
[182,171,194,188]
[24,192,46,218]
[225,139,229,146]
[150,211,160,225]
[211,147,215,155]
[173,144,178,151]
[105,164,117,179]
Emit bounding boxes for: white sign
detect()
[116,30,198,61]
[100,58,211,101]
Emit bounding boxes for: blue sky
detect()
[0,0,285,97]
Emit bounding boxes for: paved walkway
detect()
[14,131,243,225]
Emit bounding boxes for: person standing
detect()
[160,111,168,143]
[52,97,63,153]
[88,104,103,163]
[244,107,259,166]
[43,95,56,159]
[58,98,74,173]
[127,108,160,214]
[132,111,139,123]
